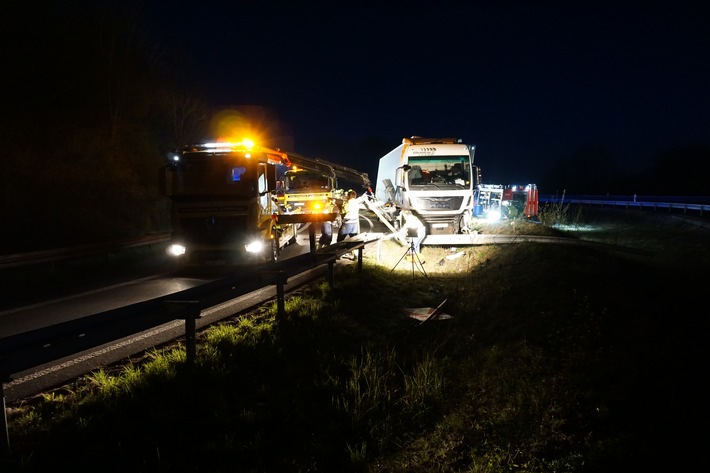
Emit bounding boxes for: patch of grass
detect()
[3,210,707,472]
[538,189,572,226]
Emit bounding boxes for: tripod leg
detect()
[390,239,416,274]
[390,243,412,273]
[411,245,417,276]
[413,250,428,278]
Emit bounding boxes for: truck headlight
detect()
[486,210,501,222]
[245,240,264,253]
[168,244,186,256]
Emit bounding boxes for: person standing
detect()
[336,189,371,259]
[319,219,334,248]
[319,193,343,248]
[337,189,368,242]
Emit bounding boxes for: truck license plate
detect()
[205,260,227,266]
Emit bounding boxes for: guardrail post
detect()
[260,271,288,320]
[327,261,335,287]
[276,275,286,319]
[308,224,317,254]
[1,380,10,458]
[164,301,202,367]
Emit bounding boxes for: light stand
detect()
[390,237,428,279]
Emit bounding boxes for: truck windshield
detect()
[168,155,258,196]
[407,155,470,188]
[285,172,331,192]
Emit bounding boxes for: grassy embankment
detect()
[3,206,707,472]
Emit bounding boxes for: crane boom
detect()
[279,150,370,189]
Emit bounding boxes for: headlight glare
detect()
[168,244,186,256]
[245,240,264,253]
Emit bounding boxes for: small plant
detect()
[346,441,368,464]
[539,189,570,226]
[401,353,445,414]
[85,368,119,398]
[335,347,397,425]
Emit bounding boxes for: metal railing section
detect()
[0,237,371,456]
[539,195,709,215]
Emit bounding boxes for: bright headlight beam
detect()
[245,240,264,253]
[168,244,186,256]
[487,210,501,222]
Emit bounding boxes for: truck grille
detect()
[419,196,464,211]
[179,215,249,245]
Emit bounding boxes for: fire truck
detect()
[503,184,539,219]
[473,183,539,221]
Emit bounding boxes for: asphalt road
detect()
[0,224,336,403]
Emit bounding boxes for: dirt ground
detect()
[352,211,560,275]
[349,206,710,276]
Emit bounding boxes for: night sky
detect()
[114,2,710,187]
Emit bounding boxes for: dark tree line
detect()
[538,143,710,197]
[0,1,210,253]
[638,144,710,196]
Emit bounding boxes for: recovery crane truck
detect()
[277,154,370,217]
[276,153,371,248]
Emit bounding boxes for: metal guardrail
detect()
[0,236,372,456]
[539,195,710,215]
[0,238,371,380]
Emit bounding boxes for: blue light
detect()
[231,167,246,182]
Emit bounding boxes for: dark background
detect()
[1,0,708,252]
[145,0,709,189]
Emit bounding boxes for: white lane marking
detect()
[4,295,248,388]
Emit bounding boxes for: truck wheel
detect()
[287,227,297,245]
